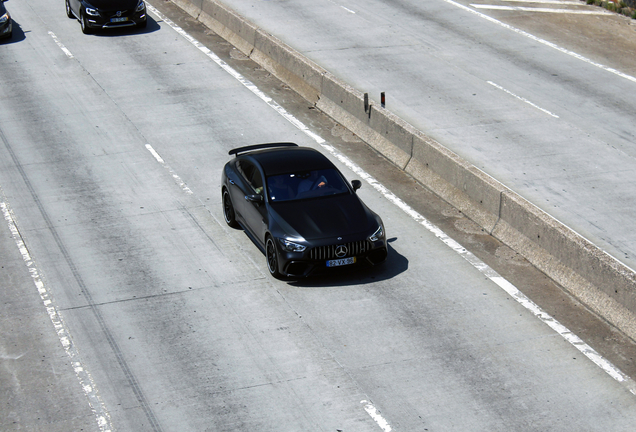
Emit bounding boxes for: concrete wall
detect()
[171,0,636,341]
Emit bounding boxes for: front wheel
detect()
[222,190,239,228]
[266,237,283,279]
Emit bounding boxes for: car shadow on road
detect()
[0,19,23,44]
[288,238,408,288]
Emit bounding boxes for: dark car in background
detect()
[66,0,146,34]
[0,0,12,40]
[222,143,387,279]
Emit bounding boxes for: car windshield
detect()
[267,169,350,202]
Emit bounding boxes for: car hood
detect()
[85,0,141,10]
[270,193,377,241]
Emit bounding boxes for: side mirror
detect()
[245,194,264,204]
[351,180,362,192]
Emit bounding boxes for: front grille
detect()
[106,10,130,18]
[309,240,369,260]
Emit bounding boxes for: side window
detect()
[237,160,264,195]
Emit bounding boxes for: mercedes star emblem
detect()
[335,245,348,258]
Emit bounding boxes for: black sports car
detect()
[222,143,387,278]
[0,0,12,40]
[66,0,147,34]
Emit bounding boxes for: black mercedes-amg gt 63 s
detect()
[222,143,388,279]
[66,0,147,34]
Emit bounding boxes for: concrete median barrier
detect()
[406,132,505,234]
[317,73,412,169]
[170,0,636,341]
[252,31,324,104]
[170,0,203,21]
[494,191,636,339]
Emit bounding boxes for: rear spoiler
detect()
[228,142,298,157]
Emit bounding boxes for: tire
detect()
[266,237,283,279]
[65,0,74,18]
[80,11,93,34]
[222,190,239,228]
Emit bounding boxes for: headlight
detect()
[369,225,385,242]
[0,13,9,23]
[85,7,99,16]
[279,238,306,253]
[136,1,146,12]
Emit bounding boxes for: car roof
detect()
[245,146,337,176]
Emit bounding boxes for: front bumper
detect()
[84,10,146,30]
[277,237,388,278]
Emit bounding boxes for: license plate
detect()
[326,257,356,267]
[111,17,128,22]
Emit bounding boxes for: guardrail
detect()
[171,0,636,342]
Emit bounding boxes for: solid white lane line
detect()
[444,0,636,84]
[146,0,636,404]
[146,4,326,145]
[49,31,74,58]
[487,81,560,118]
[471,4,611,14]
[321,140,636,396]
[1,200,114,432]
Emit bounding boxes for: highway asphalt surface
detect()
[1,0,636,431]
[219,0,636,272]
